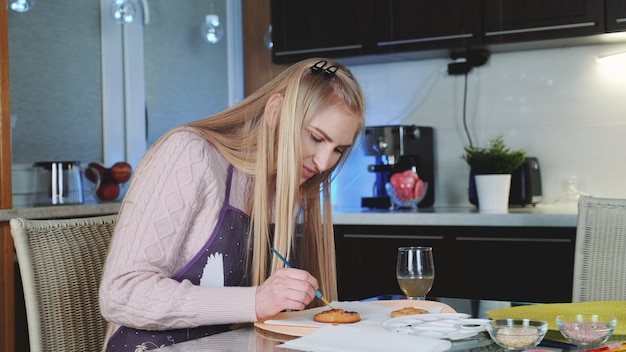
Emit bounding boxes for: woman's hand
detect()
[255,267,318,319]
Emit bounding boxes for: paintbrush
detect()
[270,247,335,309]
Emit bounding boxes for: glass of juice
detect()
[396,246,434,300]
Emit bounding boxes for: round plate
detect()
[382,313,490,341]
[254,300,456,338]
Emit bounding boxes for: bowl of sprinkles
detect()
[556,314,617,347]
[486,319,548,350]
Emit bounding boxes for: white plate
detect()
[382,313,490,341]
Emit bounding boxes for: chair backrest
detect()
[10,215,117,352]
[572,195,626,302]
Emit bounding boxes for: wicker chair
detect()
[10,215,117,352]
[572,195,626,302]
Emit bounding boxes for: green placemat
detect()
[486,301,626,335]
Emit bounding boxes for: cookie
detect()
[313,308,361,323]
[390,306,429,318]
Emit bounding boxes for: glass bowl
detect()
[87,179,129,203]
[486,319,548,350]
[556,314,617,347]
[385,182,428,209]
[97,181,129,202]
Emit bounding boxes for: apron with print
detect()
[106,166,252,352]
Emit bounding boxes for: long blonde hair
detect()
[173,58,364,301]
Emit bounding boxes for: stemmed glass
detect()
[396,246,435,300]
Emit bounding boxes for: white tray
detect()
[382,313,491,341]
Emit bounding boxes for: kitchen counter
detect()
[333,204,578,228]
[0,203,578,227]
[0,201,121,222]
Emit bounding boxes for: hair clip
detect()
[310,60,327,75]
[309,60,337,79]
[323,65,338,79]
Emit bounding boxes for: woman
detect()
[99,58,366,351]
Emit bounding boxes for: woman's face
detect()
[300,102,360,184]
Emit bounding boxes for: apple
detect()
[87,161,132,201]
[111,161,132,183]
[414,179,427,199]
[390,170,428,201]
[96,182,120,201]
[390,170,419,201]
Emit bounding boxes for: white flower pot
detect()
[475,174,512,213]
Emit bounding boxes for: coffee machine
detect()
[361,125,435,209]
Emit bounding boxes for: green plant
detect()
[462,136,526,174]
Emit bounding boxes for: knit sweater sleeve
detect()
[99,130,258,330]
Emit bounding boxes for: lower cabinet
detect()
[334,225,576,303]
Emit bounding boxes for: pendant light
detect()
[9,0,36,12]
[201,14,224,44]
[200,1,224,44]
[111,0,137,24]
[110,0,149,25]
[264,25,273,49]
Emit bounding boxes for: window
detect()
[9,0,243,168]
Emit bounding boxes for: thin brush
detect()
[270,248,335,309]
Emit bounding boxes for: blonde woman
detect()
[99,58,366,351]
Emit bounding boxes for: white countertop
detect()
[333,204,579,227]
[0,201,120,222]
[1,203,578,228]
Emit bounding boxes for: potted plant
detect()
[462,137,526,213]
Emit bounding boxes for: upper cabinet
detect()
[271,0,482,63]
[271,0,372,64]
[375,0,482,55]
[271,0,623,64]
[606,0,626,32]
[483,0,604,44]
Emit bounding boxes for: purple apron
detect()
[106,166,253,352]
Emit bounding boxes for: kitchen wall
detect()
[333,41,626,209]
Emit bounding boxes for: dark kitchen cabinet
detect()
[483,0,604,44]
[451,228,575,303]
[271,0,482,63]
[334,225,576,303]
[606,0,626,32]
[334,226,455,301]
[375,0,482,55]
[270,0,374,64]
[271,0,612,64]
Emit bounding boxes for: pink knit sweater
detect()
[99,130,258,331]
